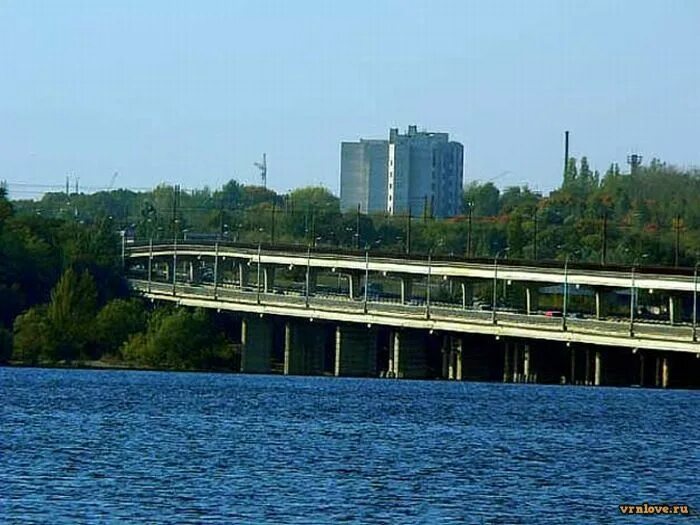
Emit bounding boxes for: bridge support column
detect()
[441,346,450,379]
[570,347,576,385]
[522,344,531,382]
[460,281,473,309]
[238,263,250,290]
[661,356,670,388]
[512,343,521,383]
[593,288,609,320]
[594,350,602,386]
[263,267,275,293]
[241,316,273,374]
[284,320,325,376]
[334,325,377,377]
[448,336,463,380]
[525,287,538,315]
[390,330,428,379]
[400,277,413,304]
[346,273,361,300]
[669,296,680,325]
[503,342,512,383]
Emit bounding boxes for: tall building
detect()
[340,126,463,218]
[339,139,388,214]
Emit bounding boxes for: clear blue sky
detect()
[1,0,699,199]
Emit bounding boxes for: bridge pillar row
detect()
[241,316,273,374]
[335,324,377,377]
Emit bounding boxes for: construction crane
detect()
[108,171,118,190]
[254,154,267,188]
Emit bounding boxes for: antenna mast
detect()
[254,153,267,188]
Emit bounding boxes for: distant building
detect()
[339,139,388,214]
[340,125,463,218]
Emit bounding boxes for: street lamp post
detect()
[172,220,179,295]
[693,261,699,342]
[363,245,370,314]
[147,237,153,293]
[629,255,648,337]
[213,241,219,299]
[426,249,433,319]
[492,248,509,324]
[563,254,572,331]
[305,245,312,308]
[256,243,262,304]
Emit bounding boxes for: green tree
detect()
[94,298,147,357]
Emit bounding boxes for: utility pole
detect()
[423,195,428,223]
[66,176,70,195]
[355,203,361,249]
[532,210,538,260]
[270,200,276,244]
[674,214,681,267]
[601,211,608,265]
[563,130,570,179]
[406,207,412,255]
[467,204,473,258]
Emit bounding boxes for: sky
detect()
[1,0,699,199]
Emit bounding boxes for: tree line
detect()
[3,156,700,368]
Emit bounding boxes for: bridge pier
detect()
[346,272,361,300]
[241,316,273,374]
[460,281,473,309]
[263,267,275,293]
[334,324,377,377]
[389,329,428,379]
[503,342,512,383]
[400,277,413,304]
[238,262,250,289]
[284,320,325,376]
[525,286,538,315]
[594,350,602,386]
[668,296,680,325]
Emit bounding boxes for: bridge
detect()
[126,242,700,388]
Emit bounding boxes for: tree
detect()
[94,298,147,357]
[46,268,98,361]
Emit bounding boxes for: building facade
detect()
[341,126,463,218]
[339,139,388,214]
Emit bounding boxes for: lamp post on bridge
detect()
[492,247,509,324]
[693,260,699,342]
[172,219,179,296]
[256,243,262,305]
[426,248,433,320]
[213,241,219,299]
[305,244,312,308]
[148,236,153,293]
[629,254,649,337]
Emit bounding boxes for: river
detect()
[1,368,698,523]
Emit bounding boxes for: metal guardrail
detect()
[131,279,699,349]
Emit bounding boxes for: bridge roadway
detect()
[128,242,700,293]
[128,279,699,355]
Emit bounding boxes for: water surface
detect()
[1,368,698,523]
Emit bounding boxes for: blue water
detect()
[1,368,698,524]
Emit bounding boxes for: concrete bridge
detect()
[126,242,700,388]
